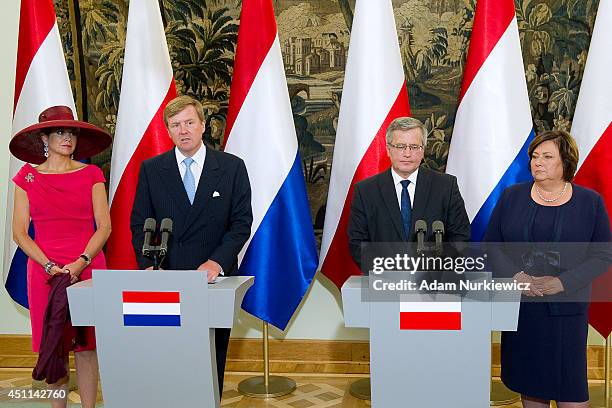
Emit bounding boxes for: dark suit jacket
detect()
[131,146,252,275]
[348,166,470,267]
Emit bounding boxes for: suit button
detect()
[178,242,183,247]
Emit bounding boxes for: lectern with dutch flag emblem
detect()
[67,270,253,408]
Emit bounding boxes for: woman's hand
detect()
[48,265,64,276]
[62,258,87,284]
[532,276,564,295]
[514,271,543,297]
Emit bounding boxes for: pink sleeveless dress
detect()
[13,163,107,352]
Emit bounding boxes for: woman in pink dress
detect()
[10,105,112,408]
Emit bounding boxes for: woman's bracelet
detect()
[79,253,92,266]
[43,261,56,275]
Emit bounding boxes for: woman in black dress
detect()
[485,130,612,407]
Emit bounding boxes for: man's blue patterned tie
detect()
[183,157,195,204]
[400,179,411,239]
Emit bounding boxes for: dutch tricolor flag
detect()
[122,291,181,327]
[223,0,318,331]
[446,0,534,241]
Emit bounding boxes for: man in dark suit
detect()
[348,116,470,269]
[131,95,252,395]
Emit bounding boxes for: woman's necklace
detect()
[535,182,568,203]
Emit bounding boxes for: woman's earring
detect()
[43,142,49,158]
[70,154,74,160]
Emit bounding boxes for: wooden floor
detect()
[3,369,611,407]
[0,368,529,407]
[222,373,374,408]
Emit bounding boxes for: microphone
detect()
[432,220,445,254]
[415,220,427,254]
[142,218,157,256]
[159,218,173,257]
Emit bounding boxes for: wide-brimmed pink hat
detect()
[9,105,112,164]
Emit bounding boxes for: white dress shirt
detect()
[175,142,206,187]
[391,167,418,209]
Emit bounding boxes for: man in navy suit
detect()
[348,116,470,269]
[131,95,252,395]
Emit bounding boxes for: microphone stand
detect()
[152,252,162,270]
[143,236,165,270]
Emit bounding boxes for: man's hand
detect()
[532,276,564,296]
[198,259,222,283]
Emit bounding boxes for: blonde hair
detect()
[163,95,205,127]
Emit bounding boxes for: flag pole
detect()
[591,333,612,408]
[490,333,520,405]
[237,321,297,398]
[607,334,611,408]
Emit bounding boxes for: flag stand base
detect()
[237,322,297,399]
[238,375,296,398]
[349,378,371,400]
[590,384,612,408]
[590,334,611,408]
[490,380,520,405]
[491,332,520,406]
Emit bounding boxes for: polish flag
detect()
[107,0,176,269]
[223,0,318,330]
[446,0,534,241]
[4,0,76,308]
[571,0,612,338]
[400,297,462,330]
[319,0,410,288]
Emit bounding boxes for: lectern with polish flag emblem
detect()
[342,274,520,407]
[67,270,253,408]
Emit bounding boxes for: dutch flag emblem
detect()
[122,291,181,327]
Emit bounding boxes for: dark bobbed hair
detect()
[527,130,579,182]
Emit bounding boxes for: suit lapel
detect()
[379,169,406,240]
[412,166,432,227]
[158,149,191,215]
[179,147,223,240]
